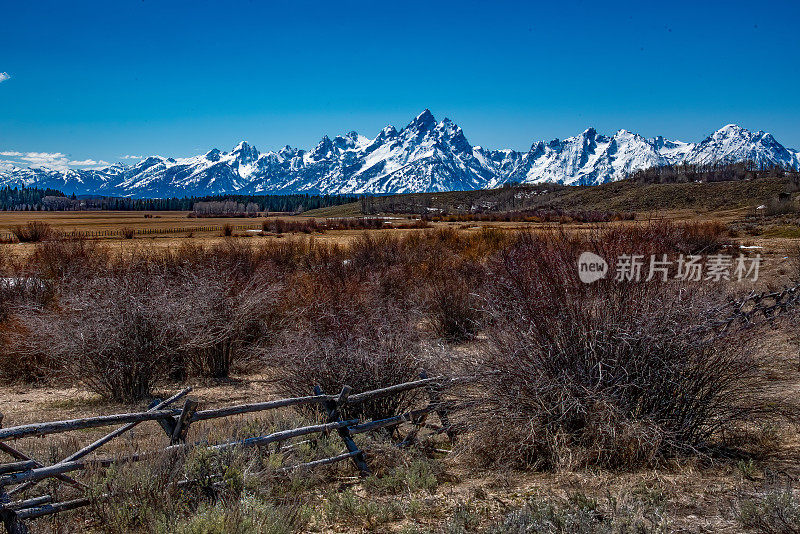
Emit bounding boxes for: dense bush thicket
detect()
[11,221,54,242]
[1,220,790,468]
[471,226,761,469]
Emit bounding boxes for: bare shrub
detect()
[764,195,799,216]
[471,225,776,469]
[169,271,282,378]
[12,221,53,242]
[222,223,233,237]
[18,272,177,402]
[421,253,484,343]
[30,236,109,280]
[0,317,58,383]
[270,262,424,421]
[678,220,727,253]
[121,227,135,239]
[262,218,322,234]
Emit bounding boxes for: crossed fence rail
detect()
[0,373,466,534]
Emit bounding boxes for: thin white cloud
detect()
[0,72,10,83]
[69,159,109,166]
[122,154,143,159]
[19,152,72,171]
[0,150,112,171]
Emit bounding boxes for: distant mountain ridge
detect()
[1,110,798,198]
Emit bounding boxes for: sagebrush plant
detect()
[486,490,670,534]
[471,224,778,469]
[736,482,800,534]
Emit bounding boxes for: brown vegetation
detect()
[471,226,776,470]
[11,221,54,242]
[1,218,799,532]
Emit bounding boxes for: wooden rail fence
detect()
[0,224,264,241]
[713,282,800,332]
[0,373,464,534]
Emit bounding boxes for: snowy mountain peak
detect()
[715,123,746,136]
[408,109,437,131]
[231,141,259,164]
[1,114,797,197]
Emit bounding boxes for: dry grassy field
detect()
[1,203,800,533]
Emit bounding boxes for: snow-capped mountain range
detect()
[1,110,798,198]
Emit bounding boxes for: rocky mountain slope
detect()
[1,110,797,197]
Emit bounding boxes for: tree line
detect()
[0,186,359,212]
[628,161,800,184]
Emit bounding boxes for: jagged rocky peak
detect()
[332,131,361,150]
[437,117,471,152]
[380,125,398,137]
[311,135,334,157]
[407,108,437,132]
[137,156,164,169]
[1,113,797,197]
[231,141,259,164]
[715,123,746,137]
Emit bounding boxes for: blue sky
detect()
[1,0,798,168]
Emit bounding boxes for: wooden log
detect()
[189,394,333,422]
[64,388,190,463]
[150,399,177,437]
[0,410,182,442]
[7,388,191,497]
[315,386,370,476]
[14,497,91,521]
[0,414,85,491]
[346,377,444,405]
[0,463,36,476]
[337,386,352,406]
[170,399,199,444]
[2,496,52,512]
[0,443,84,491]
[204,420,358,453]
[0,462,85,487]
[349,405,439,435]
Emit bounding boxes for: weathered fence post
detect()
[314,385,370,476]
[170,399,199,445]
